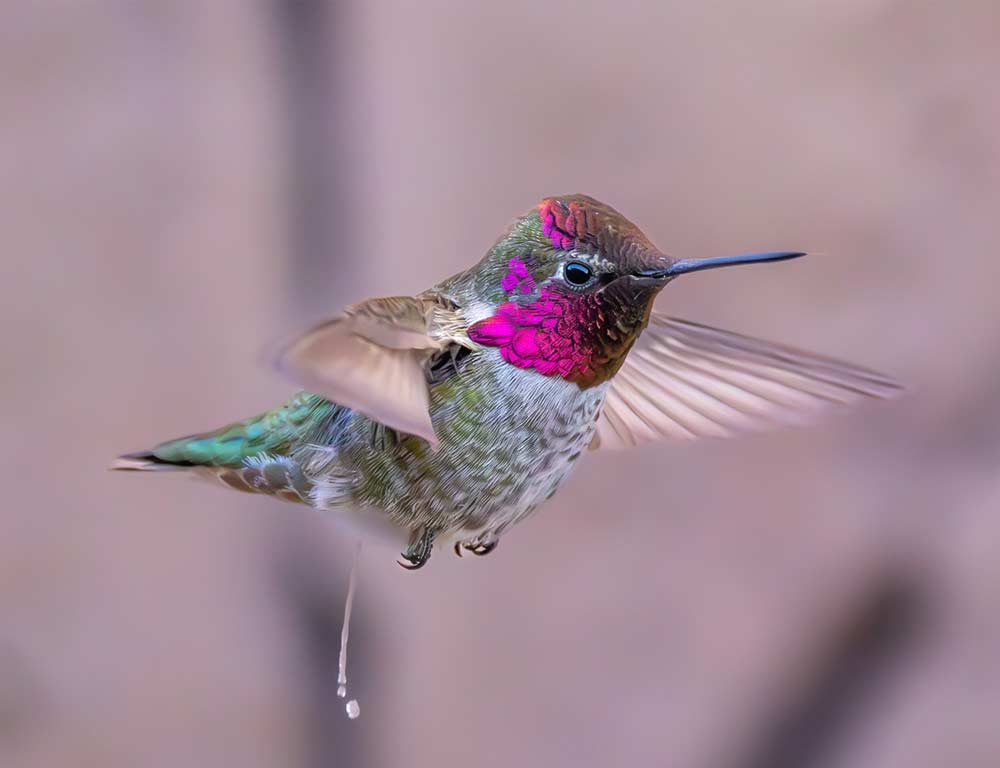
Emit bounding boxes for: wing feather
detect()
[591,314,902,451]
[274,295,469,447]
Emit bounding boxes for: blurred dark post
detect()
[737,573,925,768]
[273,0,361,316]
[270,1,370,765]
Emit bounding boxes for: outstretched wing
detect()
[274,295,470,447]
[591,314,902,450]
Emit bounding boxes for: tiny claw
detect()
[471,541,497,556]
[453,542,463,558]
[399,526,435,570]
[460,539,498,557]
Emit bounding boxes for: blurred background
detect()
[3,1,1000,766]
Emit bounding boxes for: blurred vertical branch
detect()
[270,1,369,766]
[273,0,360,317]
[277,532,372,768]
[736,572,926,768]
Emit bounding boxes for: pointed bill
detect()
[632,251,808,280]
[664,251,807,276]
[591,314,903,450]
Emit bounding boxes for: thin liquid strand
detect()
[336,541,362,718]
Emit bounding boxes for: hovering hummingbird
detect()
[114,195,901,569]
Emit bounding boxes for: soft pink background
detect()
[3,2,1000,766]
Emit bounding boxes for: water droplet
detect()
[346,699,360,719]
[336,542,362,712]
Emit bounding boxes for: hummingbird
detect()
[113,195,901,569]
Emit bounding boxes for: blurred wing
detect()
[274,295,468,447]
[591,314,902,451]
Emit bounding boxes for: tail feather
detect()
[110,392,340,473]
[111,445,316,505]
[110,451,196,471]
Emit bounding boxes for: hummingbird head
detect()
[466,194,804,387]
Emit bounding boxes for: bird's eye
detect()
[564,261,594,286]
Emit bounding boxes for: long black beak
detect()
[636,250,807,279]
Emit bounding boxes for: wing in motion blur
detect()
[591,314,902,450]
[274,295,471,447]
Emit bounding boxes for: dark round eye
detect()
[564,261,594,286]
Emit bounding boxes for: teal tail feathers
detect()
[110,432,314,503]
[110,392,339,473]
[110,450,196,471]
[110,419,285,472]
[110,418,264,471]
[110,399,329,502]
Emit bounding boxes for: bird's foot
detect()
[398,527,436,570]
[453,536,498,558]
